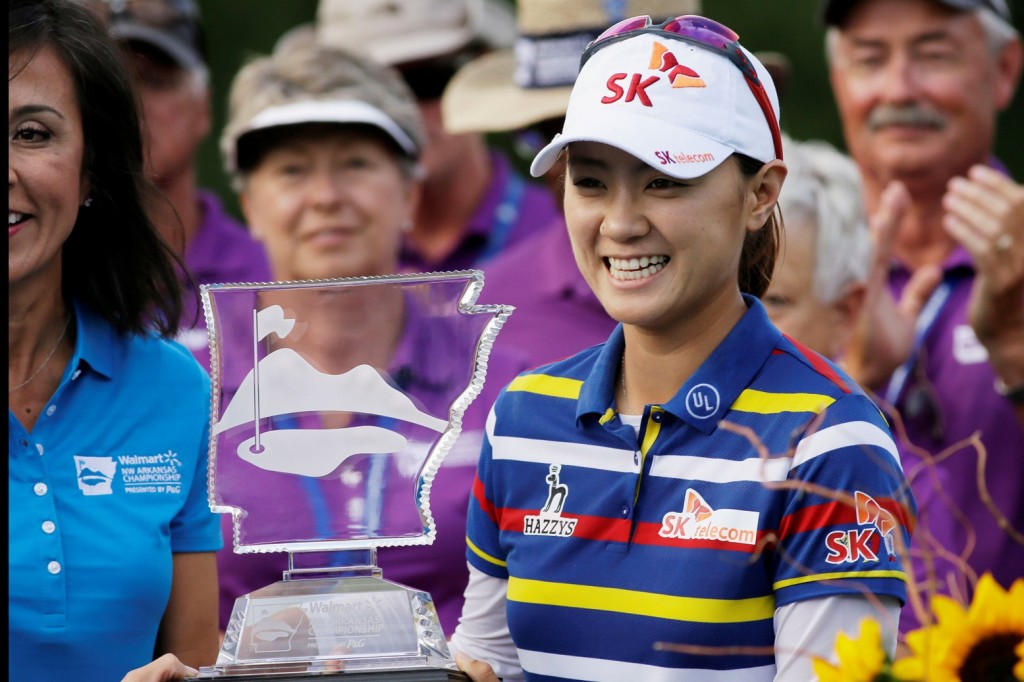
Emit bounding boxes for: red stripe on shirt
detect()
[778,336,852,394]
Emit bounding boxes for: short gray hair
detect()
[778,136,870,303]
[221,39,425,184]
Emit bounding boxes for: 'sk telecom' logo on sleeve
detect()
[824,490,899,564]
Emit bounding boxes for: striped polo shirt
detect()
[465,297,915,681]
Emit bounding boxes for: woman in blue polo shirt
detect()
[9,1,222,680]
[451,14,916,682]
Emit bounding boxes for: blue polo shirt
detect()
[9,301,223,682]
[465,296,915,680]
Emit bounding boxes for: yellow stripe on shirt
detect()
[508,374,583,400]
[467,536,507,568]
[774,570,908,592]
[731,389,835,414]
[508,577,775,624]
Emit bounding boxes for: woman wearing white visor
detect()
[451,14,916,682]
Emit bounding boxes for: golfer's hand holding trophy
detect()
[196,272,510,680]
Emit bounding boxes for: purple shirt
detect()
[215,295,530,637]
[888,244,1024,628]
[178,191,271,374]
[398,151,561,273]
[479,217,616,379]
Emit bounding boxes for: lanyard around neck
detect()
[477,172,525,263]
[883,277,955,406]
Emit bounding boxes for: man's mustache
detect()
[868,104,946,131]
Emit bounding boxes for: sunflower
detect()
[813,617,893,682]
[891,573,1024,682]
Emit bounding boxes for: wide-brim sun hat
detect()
[443,50,572,133]
[530,28,780,181]
[316,0,516,66]
[442,0,701,134]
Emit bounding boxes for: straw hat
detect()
[442,0,701,134]
[316,0,516,67]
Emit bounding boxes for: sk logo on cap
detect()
[602,41,706,107]
[650,42,705,88]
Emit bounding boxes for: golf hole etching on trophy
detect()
[197,271,511,679]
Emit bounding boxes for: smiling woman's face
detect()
[240,125,418,282]
[8,45,89,290]
[563,141,756,335]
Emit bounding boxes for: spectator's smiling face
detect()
[240,125,418,282]
[829,0,1018,186]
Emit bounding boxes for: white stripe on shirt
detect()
[516,648,776,681]
[792,421,902,471]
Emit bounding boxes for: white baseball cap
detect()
[530,28,781,180]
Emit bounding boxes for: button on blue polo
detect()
[652,412,663,423]
[620,504,630,517]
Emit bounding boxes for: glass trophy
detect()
[195,271,511,680]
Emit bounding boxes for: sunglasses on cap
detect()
[580,15,784,161]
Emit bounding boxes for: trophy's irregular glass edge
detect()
[202,271,514,555]
[199,283,224,536]
[415,273,512,549]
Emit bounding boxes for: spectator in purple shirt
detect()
[315,0,561,273]
[90,0,271,372]
[822,0,1024,628]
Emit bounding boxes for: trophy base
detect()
[197,656,469,680]
[202,574,468,680]
[196,665,468,680]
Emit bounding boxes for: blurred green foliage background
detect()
[196,0,1023,221]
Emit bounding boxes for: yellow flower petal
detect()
[818,618,890,682]
[812,658,843,682]
[931,594,967,627]
[890,655,923,680]
[969,573,1008,632]
[1007,580,1024,631]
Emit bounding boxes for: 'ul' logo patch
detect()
[685,384,720,419]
